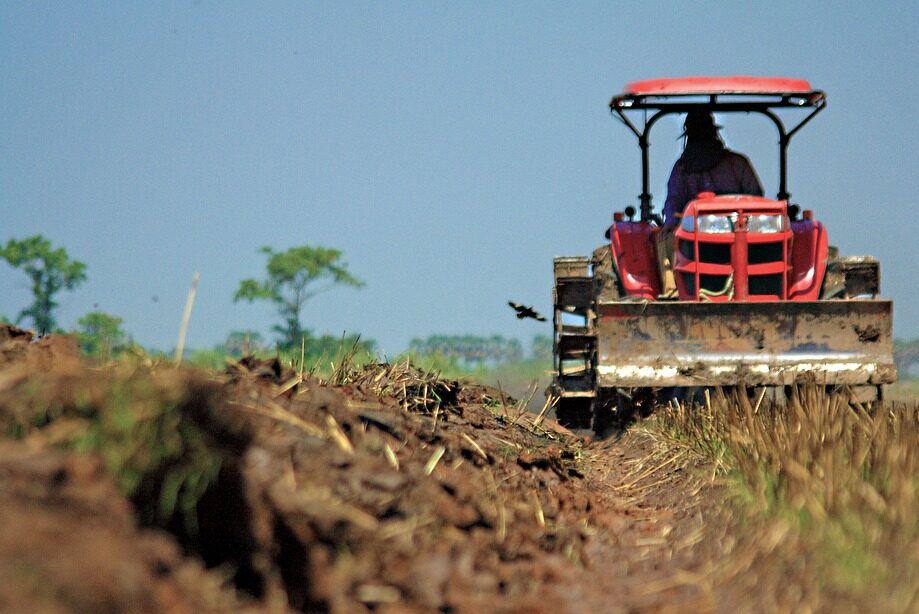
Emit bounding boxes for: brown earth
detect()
[0,326,721,613]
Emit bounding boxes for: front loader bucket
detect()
[595,300,896,388]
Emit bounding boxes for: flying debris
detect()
[508,301,546,322]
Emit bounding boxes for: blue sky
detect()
[2,1,917,354]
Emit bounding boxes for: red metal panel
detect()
[789,220,828,300]
[624,76,812,96]
[692,194,786,211]
[610,222,661,299]
[732,215,749,301]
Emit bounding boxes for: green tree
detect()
[531,334,552,362]
[75,311,128,360]
[894,338,919,378]
[0,235,87,334]
[408,334,525,366]
[222,330,265,357]
[234,245,364,349]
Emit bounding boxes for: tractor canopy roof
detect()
[610,76,827,218]
[612,76,825,111]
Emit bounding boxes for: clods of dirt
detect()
[0,443,258,613]
[0,325,720,613]
[0,325,81,372]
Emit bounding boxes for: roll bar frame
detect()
[610,91,826,223]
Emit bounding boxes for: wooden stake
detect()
[174,272,200,365]
[299,336,306,380]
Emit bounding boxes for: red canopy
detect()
[624,76,813,96]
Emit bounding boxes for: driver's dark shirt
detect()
[663,151,763,226]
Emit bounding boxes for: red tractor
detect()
[552,76,896,429]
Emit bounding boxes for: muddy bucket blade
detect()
[595,300,896,387]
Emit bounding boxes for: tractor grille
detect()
[681,273,732,297]
[748,242,784,264]
[678,241,784,267]
[749,274,783,296]
[680,241,731,264]
[674,205,791,301]
[678,239,787,299]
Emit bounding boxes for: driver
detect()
[663,110,763,227]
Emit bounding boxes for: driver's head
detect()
[682,110,722,139]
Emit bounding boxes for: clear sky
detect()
[2,1,917,354]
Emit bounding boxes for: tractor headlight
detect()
[697,214,733,234]
[746,214,784,233]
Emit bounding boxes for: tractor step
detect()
[557,334,595,359]
[553,256,591,278]
[558,389,596,399]
[556,372,594,391]
[552,256,600,428]
[554,279,593,313]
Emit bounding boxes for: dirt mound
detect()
[0,340,597,612]
[0,338,717,612]
[0,443,254,613]
[232,362,597,611]
[0,324,81,372]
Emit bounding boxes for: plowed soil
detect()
[0,326,721,613]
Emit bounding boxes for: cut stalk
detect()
[174,272,200,365]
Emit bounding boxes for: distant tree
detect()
[234,245,364,349]
[76,311,128,360]
[501,337,524,363]
[222,330,265,357]
[894,339,919,378]
[408,334,525,366]
[531,334,552,362]
[0,235,87,334]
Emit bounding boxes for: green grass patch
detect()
[0,366,247,534]
[888,378,919,401]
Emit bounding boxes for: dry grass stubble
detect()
[643,386,919,612]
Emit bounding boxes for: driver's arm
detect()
[663,161,686,227]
